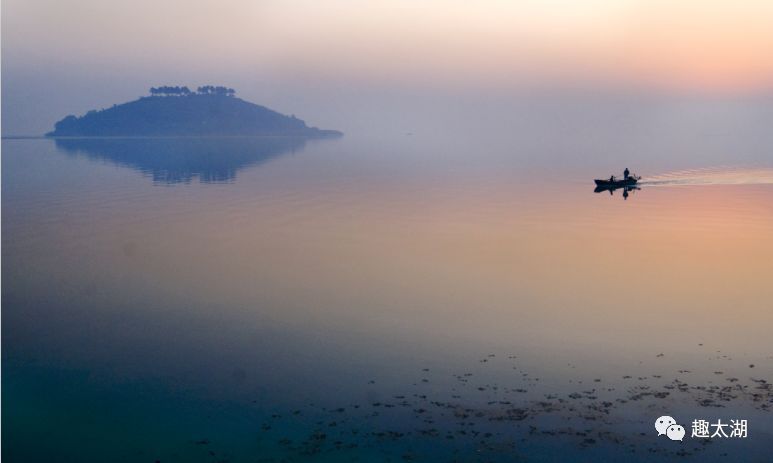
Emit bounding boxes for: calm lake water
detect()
[4,115,773,461]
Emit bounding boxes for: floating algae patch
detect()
[250,352,773,462]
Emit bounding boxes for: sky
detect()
[3,0,773,135]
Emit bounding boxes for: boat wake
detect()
[640,166,773,187]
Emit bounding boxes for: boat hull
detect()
[594,178,638,187]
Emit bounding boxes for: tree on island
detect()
[197,85,236,97]
[149,85,236,97]
[149,86,191,96]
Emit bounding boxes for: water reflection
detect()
[4,135,773,462]
[54,136,309,184]
[594,184,641,200]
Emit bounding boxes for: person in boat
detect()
[624,168,630,180]
[609,175,616,182]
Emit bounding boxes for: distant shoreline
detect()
[2,134,342,140]
[2,135,48,139]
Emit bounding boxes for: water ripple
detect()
[641,166,773,187]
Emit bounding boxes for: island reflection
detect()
[54,136,309,184]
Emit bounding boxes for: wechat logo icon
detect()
[655,416,685,441]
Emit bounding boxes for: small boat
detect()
[594,175,640,187]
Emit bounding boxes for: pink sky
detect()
[4,0,773,92]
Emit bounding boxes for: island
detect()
[46,86,343,138]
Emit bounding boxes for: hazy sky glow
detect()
[3,0,773,134]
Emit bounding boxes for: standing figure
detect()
[624,168,630,180]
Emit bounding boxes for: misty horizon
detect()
[4,0,773,136]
